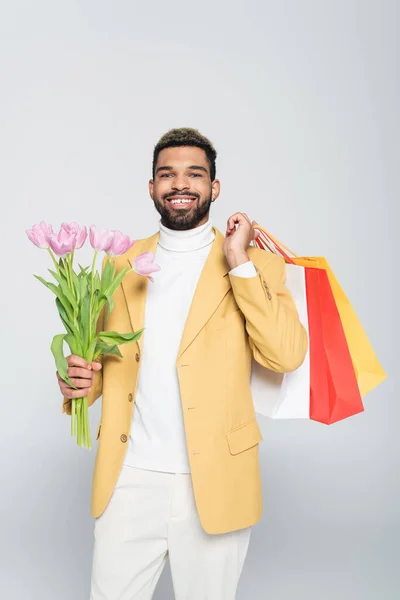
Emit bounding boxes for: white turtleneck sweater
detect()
[123,218,257,473]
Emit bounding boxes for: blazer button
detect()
[128,393,133,402]
[135,353,140,362]
[120,434,127,443]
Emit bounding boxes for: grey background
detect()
[0,1,398,598]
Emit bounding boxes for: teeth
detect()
[170,199,193,204]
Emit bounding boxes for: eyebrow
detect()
[155,165,208,175]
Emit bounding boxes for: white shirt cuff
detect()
[229,261,258,278]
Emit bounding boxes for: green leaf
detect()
[34,275,75,322]
[78,293,91,354]
[50,334,78,389]
[55,297,81,339]
[65,333,83,357]
[72,271,81,305]
[47,269,79,312]
[55,298,73,335]
[106,295,114,319]
[101,259,114,295]
[80,275,88,302]
[93,340,123,359]
[94,271,101,292]
[55,287,75,322]
[104,266,129,298]
[97,292,108,310]
[59,258,67,275]
[33,274,59,295]
[78,263,90,275]
[97,329,144,345]
[87,338,98,362]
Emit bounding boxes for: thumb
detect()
[91,361,103,370]
[252,221,260,239]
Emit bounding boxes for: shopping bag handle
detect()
[253,223,297,264]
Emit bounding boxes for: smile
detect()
[167,197,197,205]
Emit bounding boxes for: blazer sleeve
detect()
[228,252,308,373]
[62,256,108,415]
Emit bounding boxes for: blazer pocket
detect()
[226,418,263,455]
[95,422,102,440]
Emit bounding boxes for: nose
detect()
[171,174,190,191]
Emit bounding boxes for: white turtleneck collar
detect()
[158,218,215,252]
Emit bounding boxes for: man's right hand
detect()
[57,354,102,399]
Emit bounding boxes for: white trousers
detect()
[90,465,251,600]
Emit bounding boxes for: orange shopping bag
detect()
[253,224,386,398]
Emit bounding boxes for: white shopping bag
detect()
[250,263,310,419]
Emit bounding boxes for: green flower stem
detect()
[63,254,72,292]
[69,396,91,449]
[59,248,97,449]
[89,250,99,345]
[64,251,81,333]
[84,398,91,449]
[68,253,76,300]
[71,399,77,437]
[82,399,86,447]
[46,247,61,275]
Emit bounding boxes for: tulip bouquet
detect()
[26,221,160,449]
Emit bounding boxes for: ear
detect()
[211,179,220,202]
[149,179,154,199]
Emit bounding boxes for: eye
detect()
[189,173,201,177]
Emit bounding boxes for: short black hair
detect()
[152,127,217,181]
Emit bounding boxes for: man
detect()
[58,128,308,599]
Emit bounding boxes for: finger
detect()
[62,386,93,399]
[226,215,236,231]
[229,212,249,226]
[67,366,95,380]
[67,354,92,370]
[67,376,94,389]
[226,212,245,231]
[57,371,93,392]
[58,374,93,394]
[91,361,102,371]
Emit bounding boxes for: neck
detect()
[158,218,215,252]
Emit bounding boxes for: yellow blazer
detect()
[63,226,308,534]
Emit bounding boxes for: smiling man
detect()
[60,128,308,599]
[150,141,219,231]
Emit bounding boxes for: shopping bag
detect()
[250,263,310,419]
[305,267,364,423]
[253,225,386,398]
[251,225,365,424]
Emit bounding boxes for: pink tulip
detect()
[89,225,115,252]
[61,222,87,249]
[105,230,136,257]
[45,225,78,257]
[132,252,161,282]
[25,221,54,249]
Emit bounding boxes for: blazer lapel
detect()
[177,227,231,359]
[120,226,232,357]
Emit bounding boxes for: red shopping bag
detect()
[254,227,364,424]
[305,268,364,424]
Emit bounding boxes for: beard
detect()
[152,189,213,231]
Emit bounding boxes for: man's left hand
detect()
[222,212,260,269]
